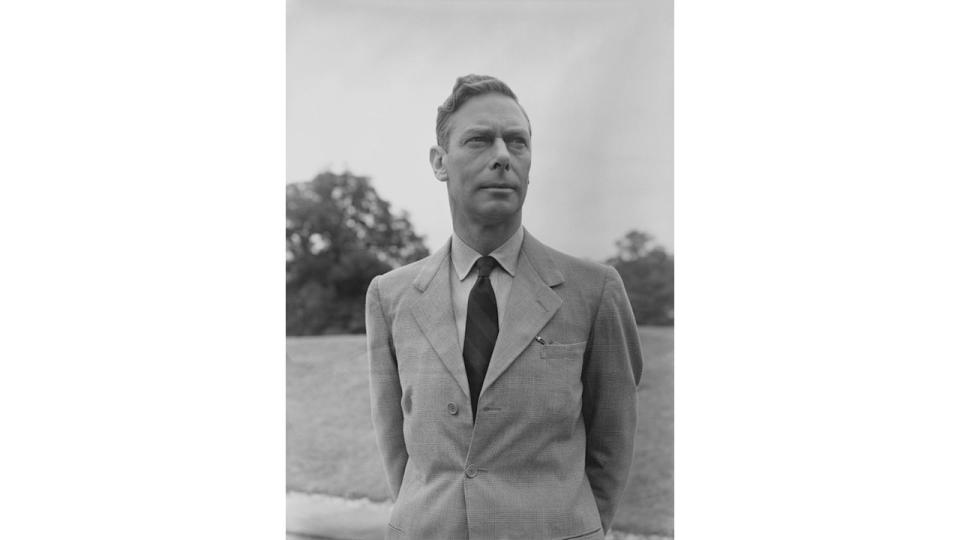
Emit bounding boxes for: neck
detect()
[453,217,521,256]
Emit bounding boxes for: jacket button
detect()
[447,402,458,415]
[465,464,478,478]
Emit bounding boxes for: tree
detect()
[606,230,674,326]
[286,170,430,335]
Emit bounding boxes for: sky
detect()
[287,0,673,261]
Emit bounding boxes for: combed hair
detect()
[435,74,531,150]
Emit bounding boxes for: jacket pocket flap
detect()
[540,341,587,360]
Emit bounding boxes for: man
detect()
[366,74,643,540]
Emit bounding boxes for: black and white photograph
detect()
[5,2,960,540]
[286,1,673,539]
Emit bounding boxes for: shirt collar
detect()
[451,226,524,281]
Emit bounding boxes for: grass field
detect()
[287,327,673,537]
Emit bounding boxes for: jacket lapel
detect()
[410,240,472,400]
[480,231,564,396]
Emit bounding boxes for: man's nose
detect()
[491,138,511,171]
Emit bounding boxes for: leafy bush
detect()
[286,171,429,335]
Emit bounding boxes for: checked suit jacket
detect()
[366,229,643,540]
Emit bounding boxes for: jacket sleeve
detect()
[581,266,643,534]
[366,275,408,500]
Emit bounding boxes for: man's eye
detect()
[465,137,488,145]
[508,138,528,148]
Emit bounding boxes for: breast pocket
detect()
[540,341,587,361]
[539,341,587,416]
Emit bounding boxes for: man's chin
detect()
[473,202,522,224]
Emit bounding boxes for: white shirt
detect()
[450,227,524,352]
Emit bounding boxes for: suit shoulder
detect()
[538,243,618,283]
[368,254,431,299]
[524,241,620,310]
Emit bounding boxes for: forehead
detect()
[448,93,530,135]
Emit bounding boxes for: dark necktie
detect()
[463,256,499,422]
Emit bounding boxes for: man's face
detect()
[433,93,532,228]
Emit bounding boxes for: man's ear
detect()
[429,146,448,182]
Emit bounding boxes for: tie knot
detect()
[475,256,498,278]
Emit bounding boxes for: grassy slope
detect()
[286,327,673,536]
